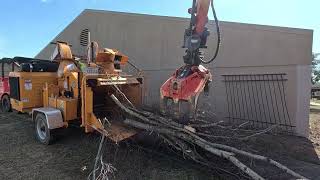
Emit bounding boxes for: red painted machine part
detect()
[160,65,211,102]
[0,77,10,98]
[195,0,211,35]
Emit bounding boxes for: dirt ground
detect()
[1,103,320,180]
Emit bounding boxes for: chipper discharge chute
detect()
[9,41,143,144]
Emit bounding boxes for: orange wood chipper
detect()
[9,41,143,144]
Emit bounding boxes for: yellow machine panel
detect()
[43,84,60,107]
[10,100,24,112]
[56,97,77,121]
[48,97,57,108]
[9,72,57,112]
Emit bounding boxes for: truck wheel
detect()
[35,113,54,145]
[1,95,11,112]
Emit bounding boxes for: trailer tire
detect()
[34,113,54,145]
[1,95,11,112]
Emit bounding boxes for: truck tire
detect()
[1,95,11,112]
[34,113,54,145]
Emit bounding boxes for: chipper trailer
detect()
[9,41,143,144]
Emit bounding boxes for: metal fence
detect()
[223,74,294,133]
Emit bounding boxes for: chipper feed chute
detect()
[79,42,143,142]
[81,75,142,142]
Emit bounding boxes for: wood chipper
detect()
[9,41,143,144]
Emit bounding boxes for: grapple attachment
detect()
[160,65,211,124]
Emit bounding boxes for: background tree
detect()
[312,53,320,85]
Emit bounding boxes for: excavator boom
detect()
[160,0,219,124]
[195,0,211,35]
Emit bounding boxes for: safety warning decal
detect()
[24,80,32,90]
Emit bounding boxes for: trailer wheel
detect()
[35,113,54,145]
[1,95,11,112]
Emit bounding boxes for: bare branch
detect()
[110,94,308,180]
[240,125,277,141]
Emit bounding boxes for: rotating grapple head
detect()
[160,65,211,124]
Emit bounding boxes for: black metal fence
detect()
[223,74,294,133]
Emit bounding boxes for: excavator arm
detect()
[160,0,220,124]
[183,0,219,65]
[194,0,211,35]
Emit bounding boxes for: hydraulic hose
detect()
[201,0,221,64]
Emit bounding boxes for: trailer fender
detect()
[32,108,64,129]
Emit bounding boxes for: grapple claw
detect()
[160,65,211,125]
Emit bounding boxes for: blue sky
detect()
[0,0,318,58]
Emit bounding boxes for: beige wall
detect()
[36,10,313,137]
